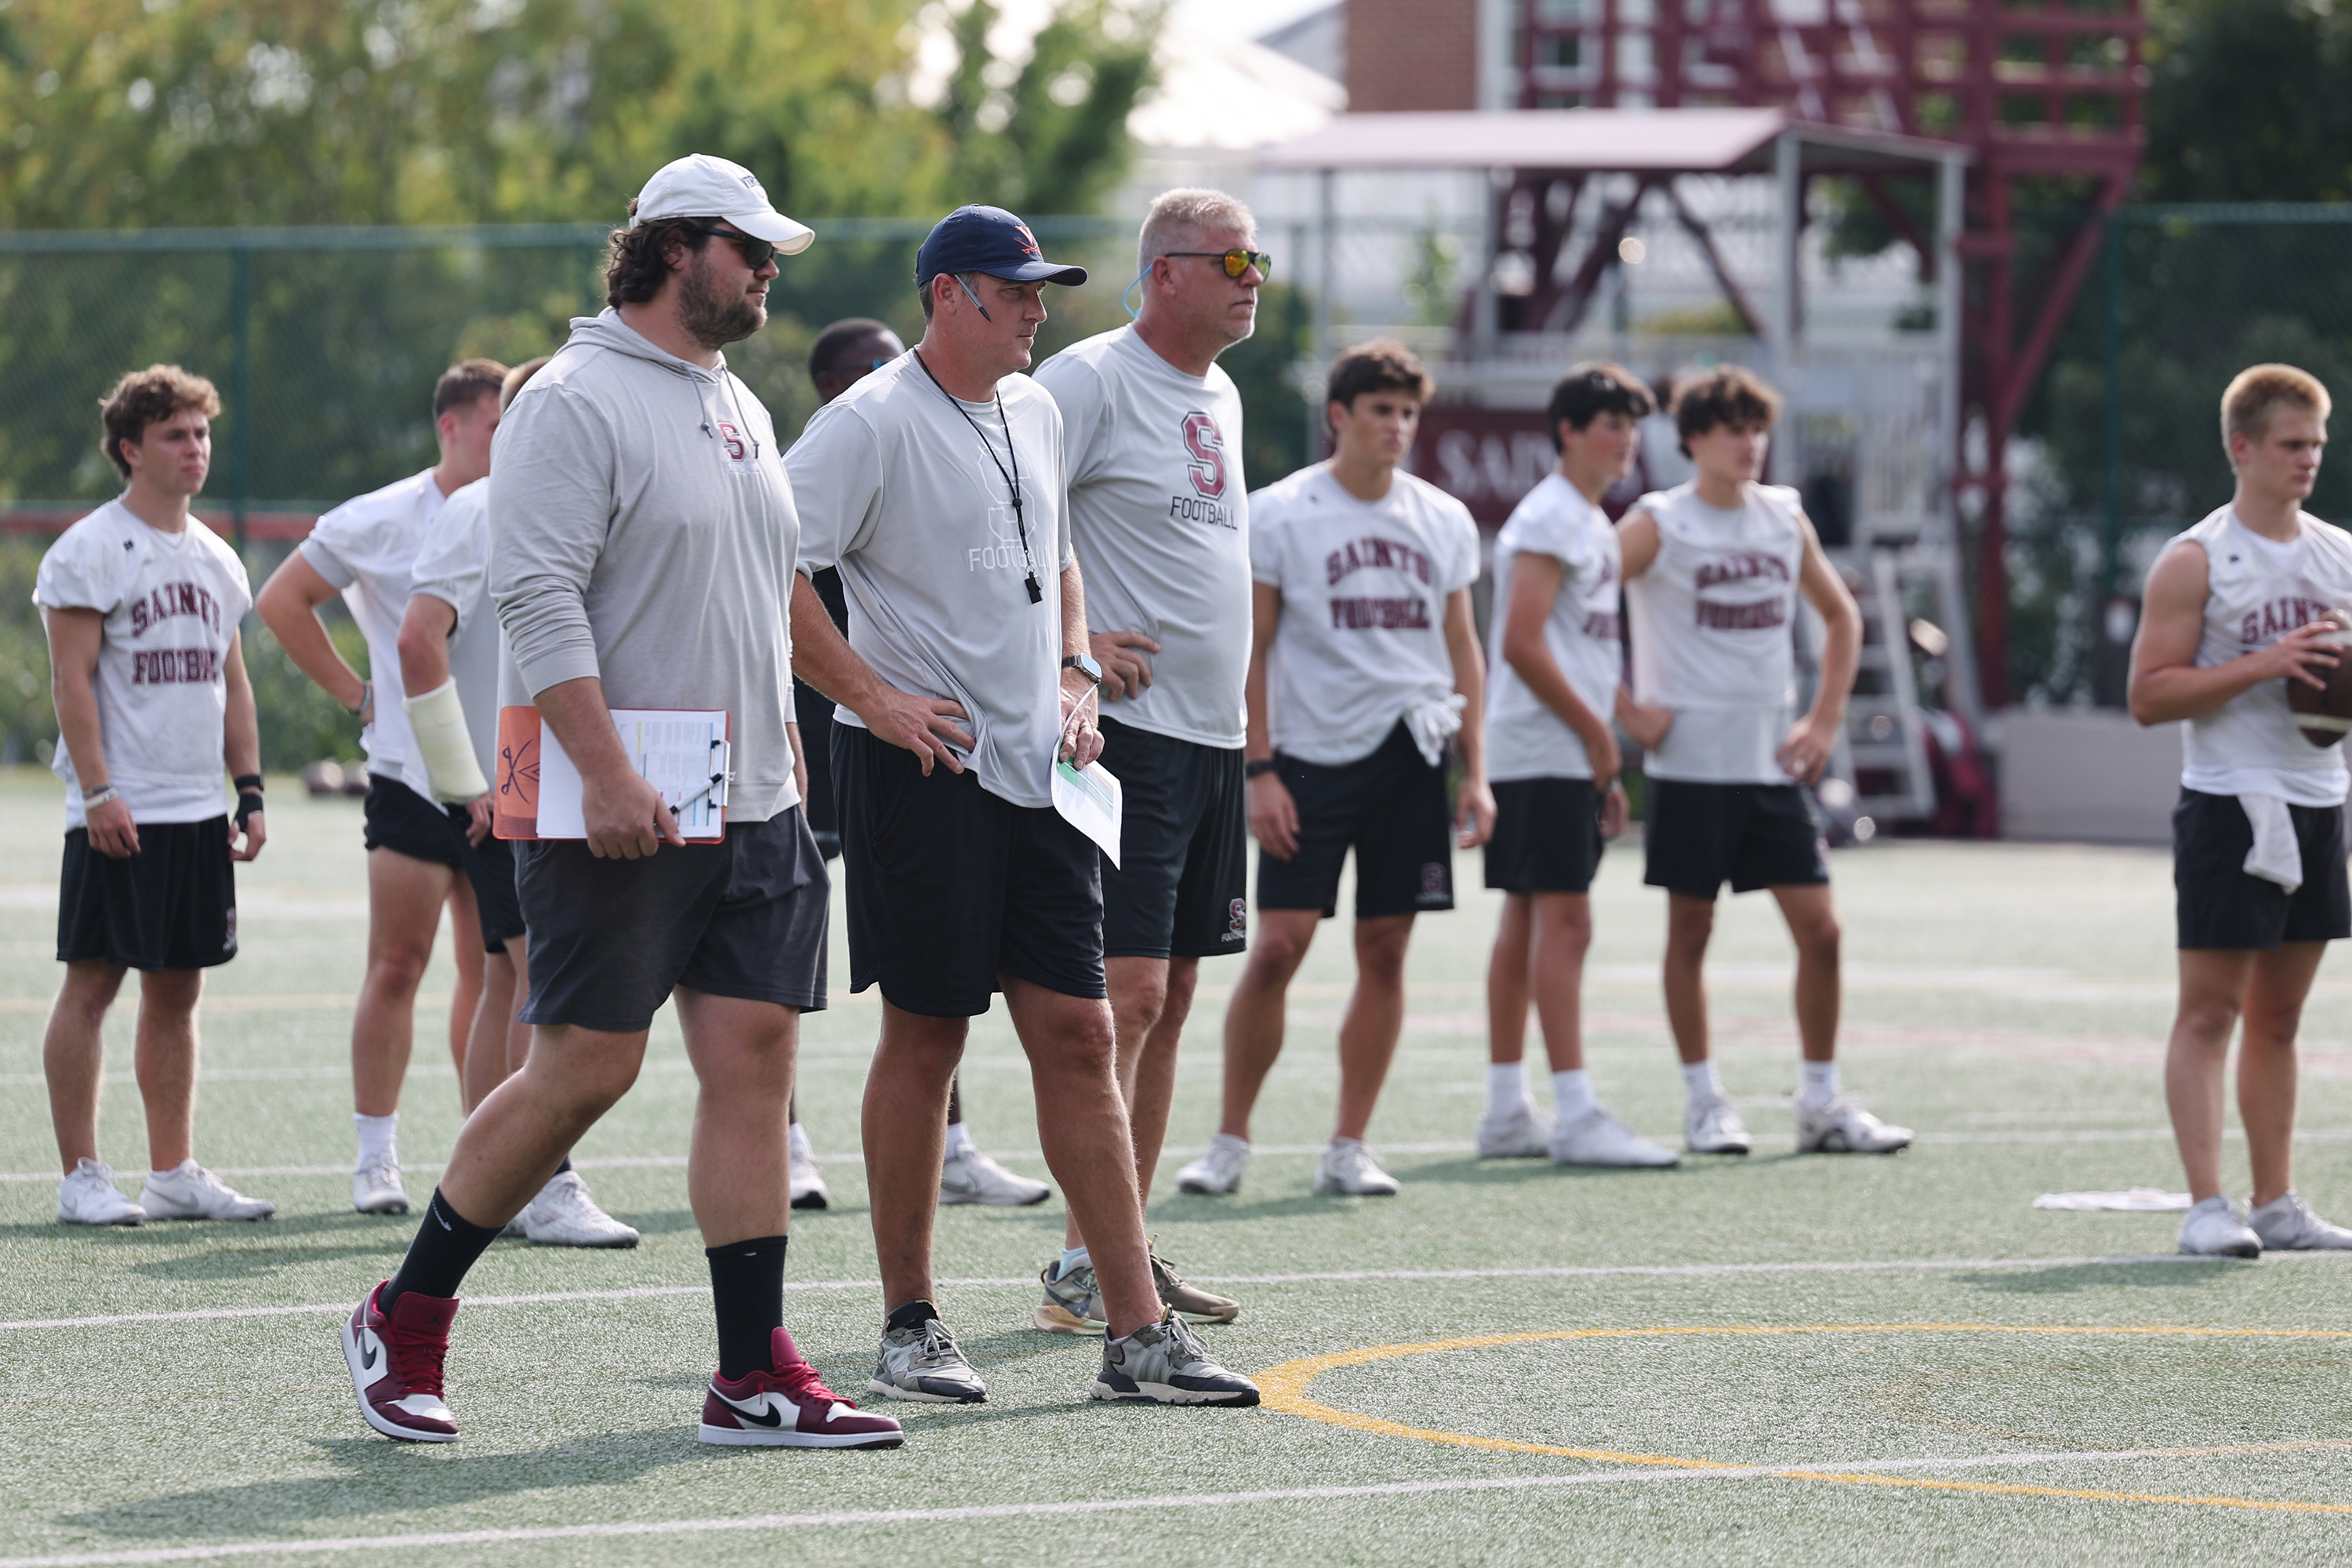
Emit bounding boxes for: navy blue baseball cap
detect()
[915,205,1089,290]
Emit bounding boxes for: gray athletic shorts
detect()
[514,807,828,1033]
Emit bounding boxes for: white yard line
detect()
[0,1442,2326,1566]
[0,1253,2264,1334]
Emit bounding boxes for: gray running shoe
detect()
[2249,1191,2352,1250]
[1476,1098,1554,1158]
[1151,1247,1240,1324]
[1093,1312,1260,1406]
[869,1315,988,1404]
[1034,1259,1109,1335]
[1794,1094,1912,1154]
[2178,1194,2261,1258]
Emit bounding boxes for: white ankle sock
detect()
[1680,1062,1723,1101]
[1057,1246,1091,1279]
[1485,1061,1527,1118]
[1798,1061,1840,1108]
[1551,1069,1596,1122]
[354,1112,397,1167]
[943,1122,975,1161]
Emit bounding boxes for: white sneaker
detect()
[1476,1098,1554,1158]
[1795,1094,1914,1154]
[521,1170,638,1248]
[2178,1194,2262,1258]
[789,1123,829,1210]
[1551,1107,1679,1168]
[353,1152,410,1215]
[138,1160,275,1221]
[57,1159,144,1226]
[2248,1191,2352,1251]
[1314,1138,1401,1196]
[938,1148,1051,1207]
[1686,1094,1752,1155]
[1176,1134,1250,1195]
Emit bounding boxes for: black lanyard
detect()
[914,350,1043,604]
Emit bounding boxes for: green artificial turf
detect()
[2,769,2350,1565]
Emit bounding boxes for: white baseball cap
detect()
[629,154,814,255]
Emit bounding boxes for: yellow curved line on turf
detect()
[1257,1324,2352,1515]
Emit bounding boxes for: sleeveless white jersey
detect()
[2168,506,2352,808]
[1623,481,1804,783]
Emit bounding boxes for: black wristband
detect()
[235,790,265,829]
[1243,758,1279,779]
[233,774,263,793]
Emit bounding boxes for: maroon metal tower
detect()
[1515,0,2145,707]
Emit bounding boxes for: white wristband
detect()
[81,785,120,810]
[401,678,492,802]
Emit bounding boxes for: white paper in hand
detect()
[1052,759,1123,868]
[535,710,729,841]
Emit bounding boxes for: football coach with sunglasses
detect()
[787,205,1261,1410]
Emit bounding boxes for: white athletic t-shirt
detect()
[404,476,500,785]
[2165,506,2352,807]
[788,353,1075,810]
[1033,325,1250,747]
[1624,481,1805,784]
[1485,474,1622,782]
[34,500,252,826]
[1249,465,1480,767]
[299,468,449,800]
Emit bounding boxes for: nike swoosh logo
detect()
[719,1392,784,1428]
[360,1334,379,1371]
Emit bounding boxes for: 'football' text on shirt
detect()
[132,648,223,684]
[1326,535,1435,587]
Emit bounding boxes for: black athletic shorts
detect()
[2174,788,2352,949]
[1257,720,1454,920]
[1098,716,1249,960]
[514,808,829,1033]
[1484,776,1605,895]
[58,817,237,971]
[834,722,1106,1017]
[465,831,526,953]
[363,773,470,872]
[1643,779,1828,900]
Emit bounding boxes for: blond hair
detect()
[1138,188,1255,277]
[2222,363,2331,454]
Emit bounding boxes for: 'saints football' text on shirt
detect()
[34,499,253,826]
[788,353,1075,809]
[2166,506,2352,807]
[1250,465,1480,767]
[1034,325,1250,748]
[1485,473,1623,783]
[300,469,448,800]
[1624,481,1805,784]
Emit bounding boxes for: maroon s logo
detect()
[1181,412,1227,499]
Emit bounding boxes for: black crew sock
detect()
[383,1189,503,1309]
[554,1156,573,1176]
[706,1234,789,1380]
[885,1298,941,1334]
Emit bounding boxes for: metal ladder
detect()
[1821,543,1976,825]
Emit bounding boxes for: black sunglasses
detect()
[1165,249,1273,279]
[687,224,779,269]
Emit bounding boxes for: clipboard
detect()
[495,706,731,841]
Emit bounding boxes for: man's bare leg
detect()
[1770,883,1842,1063]
[132,969,204,1172]
[1333,914,1414,1142]
[1005,977,1155,1338]
[460,951,518,1116]
[1217,909,1319,1141]
[2164,949,2252,1203]
[1065,953,1199,1249]
[676,987,797,1245]
[440,1023,644,1225]
[865,1002,966,1313]
[1662,892,1715,1066]
[443,879,484,1083]
[45,960,127,1174]
[352,849,458,1117]
[1486,894,1534,1067]
[1527,893,1594,1073]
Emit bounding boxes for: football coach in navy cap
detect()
[786,206,1261,1407]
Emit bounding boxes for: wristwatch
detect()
[1060,652,1103,685]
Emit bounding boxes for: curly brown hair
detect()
[1670,365,1782,456]
[99,365,221,479]
[604,198,716,308]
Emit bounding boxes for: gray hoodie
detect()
[489,309,800,822]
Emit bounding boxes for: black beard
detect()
[677,252,764,349]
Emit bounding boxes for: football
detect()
[2285,627,2352,747]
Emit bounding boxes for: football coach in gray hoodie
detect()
[338,155,903,1454]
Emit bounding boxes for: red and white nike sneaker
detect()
[699,1326,905,1449]
[343,1281,459,1443]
